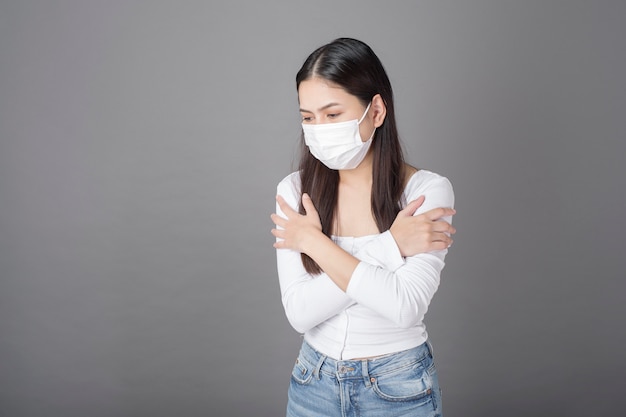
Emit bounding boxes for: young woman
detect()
[271,38,456,417]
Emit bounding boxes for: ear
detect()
[371,94,387,128]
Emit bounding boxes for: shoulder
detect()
[276,171,302,205]
[403,169,454,210]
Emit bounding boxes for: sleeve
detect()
[353,230,405,272]
[275,174,355,334]
[345,174,455,329]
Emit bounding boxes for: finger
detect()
[270,213,288,229]
[431,231,453,243]
[273,240,286,249]
[273,238,296,251]
[401,195,425,216]
[276,194,297,217]
[427,240,453,251]
[431,220,457,234]
[301,193,318,216]
[271,228,285,239]
[422,207,456,221]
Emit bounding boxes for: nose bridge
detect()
[311,115,334,125]
[314,110,333,125]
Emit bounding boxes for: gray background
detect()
[1,1,625,416]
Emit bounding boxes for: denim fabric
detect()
[287,340,442,417]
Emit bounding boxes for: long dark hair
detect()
[296,38,407,274]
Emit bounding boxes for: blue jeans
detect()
[287,340,443,417]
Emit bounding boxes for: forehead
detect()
[298,78,360,110]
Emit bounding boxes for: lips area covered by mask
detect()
[302,103,374,170]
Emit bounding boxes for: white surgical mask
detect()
[302,102,376,170]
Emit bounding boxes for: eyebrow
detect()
[299,102,342,113]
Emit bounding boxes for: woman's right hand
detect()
[389,196,456,257]
[271,193,324,254]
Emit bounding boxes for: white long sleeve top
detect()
[275,169,454,360]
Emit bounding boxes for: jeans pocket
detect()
[371,362,434,403]
[291,357,314,385]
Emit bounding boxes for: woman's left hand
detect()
[271,193,323,253]
[390,196,456,257]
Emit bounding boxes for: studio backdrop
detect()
[1,1,625,416]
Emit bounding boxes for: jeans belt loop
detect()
[313,353,326,380]
[426,340,434,358]
[361,359,372,387]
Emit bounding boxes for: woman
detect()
[271,38,455,417]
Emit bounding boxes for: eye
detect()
[327,113,341,119]
[302,116,313,123]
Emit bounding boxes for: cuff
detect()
[356,230,405,271]
[345,261,369,298]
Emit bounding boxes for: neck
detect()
[338,152,373,187]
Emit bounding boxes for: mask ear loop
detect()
[357,102,372,125]
[358,102,376,142]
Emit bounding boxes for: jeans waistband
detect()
[298,340,433,384]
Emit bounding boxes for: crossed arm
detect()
[271,174,455,333]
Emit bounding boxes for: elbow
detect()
[284,310,310,333]
[394,313,423,329]
[282,299,313,334]
[391,295,430,329]
[390,270,440,329]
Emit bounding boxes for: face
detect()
[298,78,376,143]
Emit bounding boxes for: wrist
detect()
[301,228,327,257]
[388,228,408,257]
